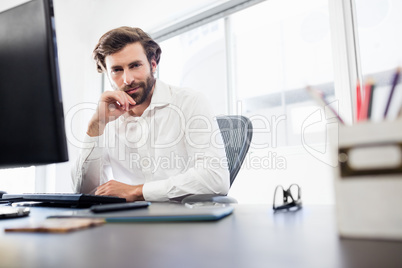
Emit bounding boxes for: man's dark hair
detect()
[93,26,161,73]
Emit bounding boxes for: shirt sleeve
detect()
[71,133,111,194]
[142,92,230,201]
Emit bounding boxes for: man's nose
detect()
[123,70,135,86]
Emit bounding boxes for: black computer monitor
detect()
[0,0,68,168]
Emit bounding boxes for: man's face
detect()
[105,42,157,105]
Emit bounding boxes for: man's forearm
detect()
[71,141,105,194]
[87,119,106,137]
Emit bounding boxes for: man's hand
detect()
[95,180,144,202]
[87,91,136,137]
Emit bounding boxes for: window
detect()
[0,167,35,194]
[156,0,336,204]
[354,0,402,121]
[231,0,335,148]
[158,19,228,115]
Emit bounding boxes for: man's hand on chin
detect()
[95,180,144,202]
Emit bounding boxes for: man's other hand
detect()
[95,180,144,202]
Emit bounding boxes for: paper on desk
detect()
[4,218,105,233]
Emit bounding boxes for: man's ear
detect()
[151,59,157,73]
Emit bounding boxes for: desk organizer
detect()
[333,120,402,240]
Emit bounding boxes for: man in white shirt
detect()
[72,27,230,202]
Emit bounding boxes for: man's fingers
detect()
[95,180,115,195]
[95,186,109,196]
[121,92,131,111]
[121,92,137,110]
[114,92,135,111]
[101,91,136,111]
[127,95,136,106]
[95,181,108,195]
[108,103,117,111]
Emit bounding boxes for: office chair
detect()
[181,115,253,204]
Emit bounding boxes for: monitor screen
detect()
[0,0,68,168]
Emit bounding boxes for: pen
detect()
[306,86,345,124]
[360,79,374,121]
[367,80,375,120]
[383,67,400,118]
[356,80,362,122]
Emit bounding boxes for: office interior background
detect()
[0,0,401,204]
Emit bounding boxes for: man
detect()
[72,27,230,202]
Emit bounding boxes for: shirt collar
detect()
[149,79,172,109]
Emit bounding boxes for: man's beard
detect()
[120,73,156,105]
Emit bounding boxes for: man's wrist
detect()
[87,120,106,137]
[133,184,145,201]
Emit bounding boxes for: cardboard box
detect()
[333,120,402,240]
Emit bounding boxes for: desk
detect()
[0,204,401,268]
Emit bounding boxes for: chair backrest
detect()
[216,115,253,187]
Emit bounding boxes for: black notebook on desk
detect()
[2,193,126,208]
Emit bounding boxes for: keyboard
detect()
[2,193,126,208]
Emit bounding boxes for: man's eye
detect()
[112,68,122,73]
[131,63,141,68]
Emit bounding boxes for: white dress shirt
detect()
[71,80,230,201]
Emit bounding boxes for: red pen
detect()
[356,80,362,122]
